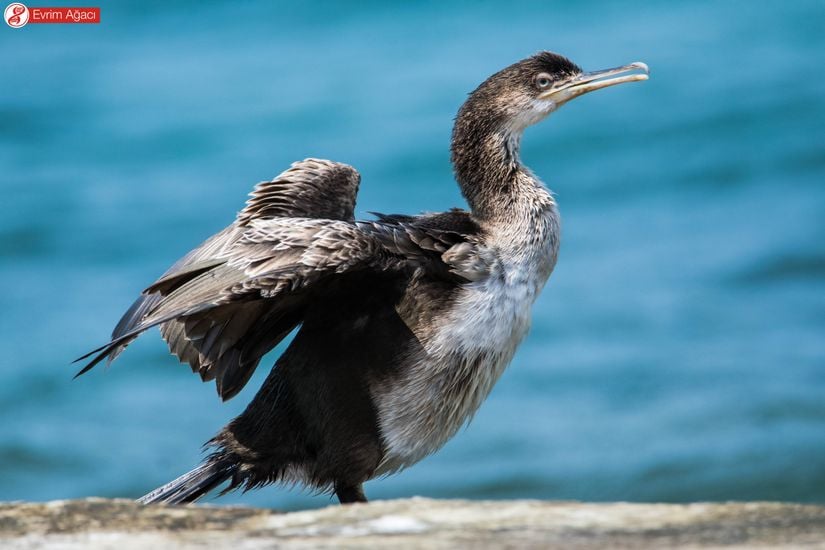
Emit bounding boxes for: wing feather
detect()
[77,168,489,403]
[79,160,363,400]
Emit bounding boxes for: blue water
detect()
[1,1,824,510]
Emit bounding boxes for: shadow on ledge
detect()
[2,497,825,548]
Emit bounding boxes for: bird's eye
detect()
[535,73,552,89]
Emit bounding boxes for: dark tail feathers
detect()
[138,459,238,505]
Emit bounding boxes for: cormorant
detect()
[77,51,648,505]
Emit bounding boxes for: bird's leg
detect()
[335,484,368,504]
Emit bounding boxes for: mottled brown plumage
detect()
[77,51,647,505]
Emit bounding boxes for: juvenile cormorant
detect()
[77,51,648,505]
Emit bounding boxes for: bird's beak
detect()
[540,62,649,105]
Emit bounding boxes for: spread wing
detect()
[77,159,359,398]
[76,159,486,401]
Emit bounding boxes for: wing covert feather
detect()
[78,168,488,403]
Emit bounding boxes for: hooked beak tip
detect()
[628,61,650,76]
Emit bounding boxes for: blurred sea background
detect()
[1,0,824,510]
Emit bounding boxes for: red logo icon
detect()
[4,2,29,27]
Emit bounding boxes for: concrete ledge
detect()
[2,497,824,548]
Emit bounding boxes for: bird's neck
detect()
[450,112,553,224]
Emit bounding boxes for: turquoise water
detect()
[1,1,824,510]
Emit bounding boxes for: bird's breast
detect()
[373,233,557,475]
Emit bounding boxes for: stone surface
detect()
[1,497,824,548]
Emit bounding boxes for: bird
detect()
[76,51,648,505]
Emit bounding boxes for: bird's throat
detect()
[451,121,531,222]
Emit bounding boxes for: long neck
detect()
[450,103,547,223]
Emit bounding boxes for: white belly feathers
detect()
[373,201,560,475]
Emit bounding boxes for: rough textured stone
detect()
[1,498,824,548]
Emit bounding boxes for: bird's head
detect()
[451,51,649,217]
[455,51,649,135]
